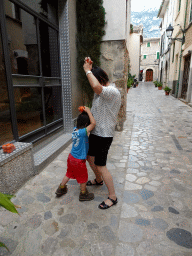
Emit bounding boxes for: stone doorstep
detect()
[33,133,72,172]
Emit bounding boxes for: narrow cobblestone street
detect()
[1,82,192,256]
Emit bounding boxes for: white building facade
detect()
[128,25,143,81]
[140,38,160,82]
[157,0,176,87]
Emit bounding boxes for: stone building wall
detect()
[100,40,128,131]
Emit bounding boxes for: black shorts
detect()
[88,134,113,166]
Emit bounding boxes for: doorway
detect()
[181,54,191,99]
[146,69,153,81]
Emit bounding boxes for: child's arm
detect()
[83,106,96,135]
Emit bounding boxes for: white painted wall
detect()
[102,0,126,41]
[129,33,140,79]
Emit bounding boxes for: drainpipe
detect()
[176,0,188,97]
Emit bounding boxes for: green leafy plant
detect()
[157,82,163,87]
[164,86,171,92]
[153,81,158,87]
[130,24,133,33]
[76,0,106,105]
[0,192,19,251]
[127,81,132,88]
[127,73,135,88]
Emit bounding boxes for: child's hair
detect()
[91,66,109,85]
[77,112,90,129]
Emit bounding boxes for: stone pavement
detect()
[1,82,192,256]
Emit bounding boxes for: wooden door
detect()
[181,54,191,99]
[146,69,153,81]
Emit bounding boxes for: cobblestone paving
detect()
[1,82,192,255]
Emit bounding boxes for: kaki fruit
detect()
[86,58,93,65]
[2,143,16,153]
[78,106,85,112]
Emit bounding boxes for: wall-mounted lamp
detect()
[166,24,185,44]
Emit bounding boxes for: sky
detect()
[131,0,162,12]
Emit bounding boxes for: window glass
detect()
[190,1,192,22]
[0,29,14,145]
[178,0,181,11]
[172,42,175,63]
[44,86,62,124]
[14,87,43,137]
[4,1,40,76]
[39,22,60,77]
[18,0,58,25]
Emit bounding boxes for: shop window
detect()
[39,22,60,77]
[14,87,43,137]
[18,0,58,25]
[12,3,21,21]
[5,5,40,76]
[2,0,62,142]
[44,86,62,125]
[0,31,14,145]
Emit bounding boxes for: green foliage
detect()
[153,80,158,86]
[127,73,135,88]
[157,82,163,87]
[130,24,133,33]
[0,242,9,252]
[76,0,106,104]
[0,192,19,251]
[0,192,18,214]
[127,79,133,88]
[164,86,171,92]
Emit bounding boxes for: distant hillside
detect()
[131,8,161,38]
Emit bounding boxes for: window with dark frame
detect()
[178,0,181,12]
[1,0,62,144]
[14,3,21,21]
[190,0,192,22]
[172,42,175,63]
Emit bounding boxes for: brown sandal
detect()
[86,178,103,186]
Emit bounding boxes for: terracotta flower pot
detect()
[165,91,170,95]
[127,88,130,93]
[158,86,162,90]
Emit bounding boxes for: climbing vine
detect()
[76,0,106,103]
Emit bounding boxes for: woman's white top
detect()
[91,83,121,137]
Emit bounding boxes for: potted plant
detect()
[157,82,163,90]
[127,81,132,93]
[153,81,158,87]
[164,86,171,95]
[127,73,135,92]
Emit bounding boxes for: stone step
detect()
[33,133,72,172]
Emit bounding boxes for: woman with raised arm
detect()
[83,57,121,209]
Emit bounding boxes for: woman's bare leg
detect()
[97,165,116,207]
[87,155,103,183]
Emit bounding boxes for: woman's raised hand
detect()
[83,57,93,72]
